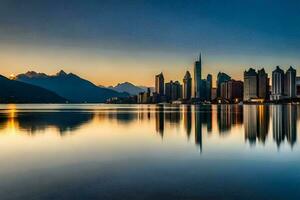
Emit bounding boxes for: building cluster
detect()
[112,53,300,104]
[243,66,298,102]
[138,54,237,104]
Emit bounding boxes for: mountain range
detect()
[16,70,128,103]
[0,75,66,103]
[106,82,154,95]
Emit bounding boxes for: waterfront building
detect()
[284,66,296,98]
[206,74,212,100]
[220,79,243,102]
[194,53,202,98]
[183,71,192,100]
[216,72,231,97]
[137,88,151,103]
[165,81,182,102]
[211,88,217,100]
[200,79,208,101]
[271,66,285,101]
[155,72,165,96]
[220,82,227,99]
[227,80,243,102]
[257,68,269,100]
[243,68,258,101]
[296,77,300,97]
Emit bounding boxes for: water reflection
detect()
[0,111,94,135]
[244,105,270,145]
[273,105,297,147]
[0,104,298,150]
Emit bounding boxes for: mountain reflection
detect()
[0,111,94,135]
[0,105,298,150]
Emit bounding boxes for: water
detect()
[0,104,299,200]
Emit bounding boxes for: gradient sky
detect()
[1,0,300,86]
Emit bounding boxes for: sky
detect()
[0,0,300,87]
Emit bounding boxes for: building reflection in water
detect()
[155,105,164,137]
[0,104,298,150]
[273,105,297,147]
[218,105,243,134]
[194,105,203,152]
[244,105,270,145]
[183,105,192,138]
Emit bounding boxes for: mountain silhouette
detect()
[17,70,128,103]
[0,75,66,103]
[107,82,147,95]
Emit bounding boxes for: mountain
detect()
[16,70,128,103]
[138,86,155,93]
[0,75,66,103]
[107,82,146,95]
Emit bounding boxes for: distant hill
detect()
[138,86,155,93]
[104,82,154,95]
[16,70,128,103]
[107,82,146,95]
[0,75,66,103]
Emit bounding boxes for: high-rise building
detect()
[211,88,217,100]
[284,66,296,98]
[257,68,269,100]
[216,72,231,97]
[220,82,227,99]
[165,81,182,102]
[200,79,207,101]
[220,79,243,102]
[296,77,300,98]
[271,66,284,100]
[155,72,164,96]
[243,68,258,101]
[206,74,212,100]
[183,71,192,100]
[137,88,151,103]
[227,80,243,101]
[194,53,202,98]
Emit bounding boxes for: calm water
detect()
[0,104,300,200]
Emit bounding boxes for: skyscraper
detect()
[155,72,164,96]
[284,66,296,98]
[227,80,243,102]
[194,53,202,98]
[257,68,269,100]
[206,74,212,100]
[243,68,258,101]
[216,72,231,97]
[271,66,284,100]
[183,71,192,100]
[165,81,182,102]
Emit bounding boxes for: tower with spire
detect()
[194,53,202,98]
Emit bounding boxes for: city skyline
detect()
[1,0,300,86]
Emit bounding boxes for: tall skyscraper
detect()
[165,81,182,102]
[257,68,269,100]
[194,53,202,98]
[284,66,296,98]
[227,80,243,101]
[271,66,284,100]
[216,72,231,97]
[200,79,208,101]
[296,76,300,97]
[155,72,164,96]
[243,68,258,101]
[183,71,192,100]
[206,74,212,100]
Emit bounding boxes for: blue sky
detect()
[0,0,299,86]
